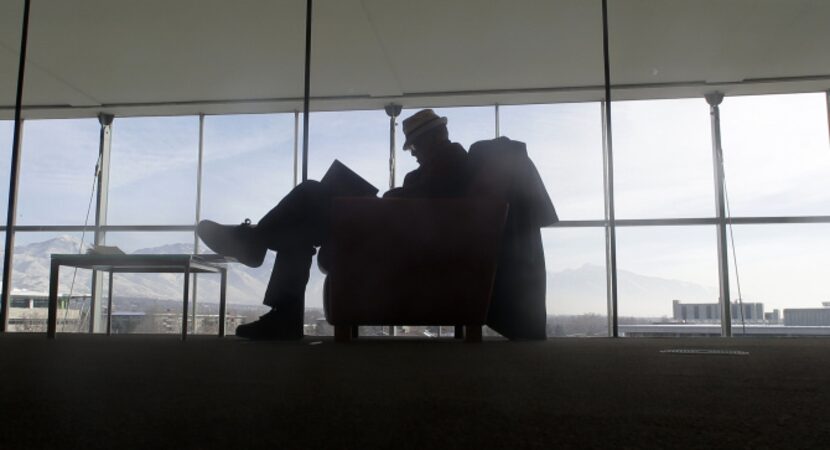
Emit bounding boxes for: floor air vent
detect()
[660,349,749,356]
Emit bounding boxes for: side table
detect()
[48,254,229,340]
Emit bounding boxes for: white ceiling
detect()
[1,0,829,119]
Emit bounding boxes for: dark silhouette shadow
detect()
[197,109,556,340]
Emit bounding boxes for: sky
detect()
[0,92,829,316]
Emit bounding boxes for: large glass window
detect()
[720,93,830,217]
[9,232,88,333]
[0,121,12,311]
[499,103,606,336]
[7,116,92,327]
[102,232,200,335]
[0,120,12,219]
[500,102,604,220]
[200,113,296,334]
[727,224,830,330]
[307,110,389,191]
[202,113,295,224]
[613,99,715,219]
[616,226,719,335]
[544,227,608,337]
[108,116,198,225]
[17,119,100,225]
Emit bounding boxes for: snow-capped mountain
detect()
[0,235,328,306]
[3,236,716,316]
[548,263,718,317]
[5,235,90,294]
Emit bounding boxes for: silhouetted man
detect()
[198,109,469,339]
[200,108,557,340]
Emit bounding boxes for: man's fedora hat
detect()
[402,109,448,150]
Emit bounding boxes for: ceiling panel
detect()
[0,0,828,119]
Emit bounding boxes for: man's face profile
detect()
[409,137,431,166]
[410,142,422,164]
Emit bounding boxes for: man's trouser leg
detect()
[261,245,315,335]
[256,180,329,334]
[256,180,329,249]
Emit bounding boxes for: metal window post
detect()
[301,0,313,182]
[601,102,618,337]
[384,103,401,190]
[1,118,23,333]
[293,111,299,187]
[705,92,732,337]
[1,0,30,332]
[495,103,500,137]
[89,113,114,333]
[601,0,619,337]
[384,103,401,337]
[191,114,205,334]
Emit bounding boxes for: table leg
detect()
[107,272,114,336]
[219,268,227,337]
[47,260,60,339]
[182,263,190,340]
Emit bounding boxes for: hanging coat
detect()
[467,137,558,340]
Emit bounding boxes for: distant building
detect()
[6,291,86,332]
[5,290,246,334]
[110,312,247,335]
[784,303,830,326]
[672,300,765,323]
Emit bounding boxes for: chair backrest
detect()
[324,197,508,325]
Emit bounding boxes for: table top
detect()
[50,253,234,273]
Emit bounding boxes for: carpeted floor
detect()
[1,334,829,449]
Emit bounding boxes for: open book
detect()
[320,159,379,197]
[86,245,126,255]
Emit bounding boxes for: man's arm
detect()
[381,168,423,198]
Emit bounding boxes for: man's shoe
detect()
[235,310,303,340]
[197,219,267,268]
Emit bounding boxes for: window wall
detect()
[17,119,100,225]
[0,121,11,294]
[9,118,99,333]
[199,113,297,334]
[729,223,830,318]
[720,93,830,217]
[201,114,296,223]
[615,226,719,321]
[500,102,608,336]
[104,117,199,334]
[307,110,390,191]
[0,121,15,219]
[718,94,830,331]
[108,116,199,226]
[613,99,715,220]
[10,232,86,333]
[606,99,720,335]
[3,91,829,337]
[3,90,830,337]
[0,114,292,335]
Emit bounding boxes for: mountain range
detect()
[3,235,718,317]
